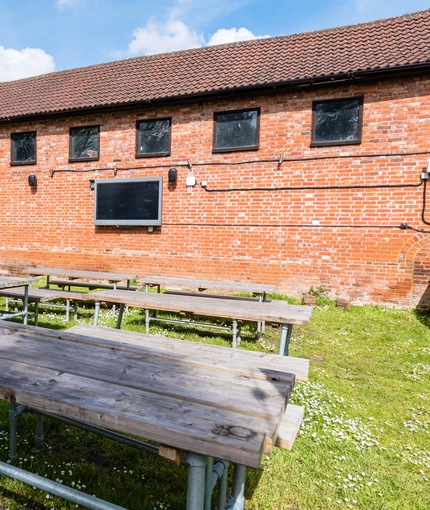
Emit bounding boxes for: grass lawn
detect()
[0,292,429,509]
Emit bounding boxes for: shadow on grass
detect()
[412,308,430,329]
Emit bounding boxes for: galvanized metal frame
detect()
[7,403,247,510]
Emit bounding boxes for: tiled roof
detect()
[1,9,430,121]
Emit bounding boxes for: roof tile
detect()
[0,9,429,120]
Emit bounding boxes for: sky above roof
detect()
[0,0,428,82]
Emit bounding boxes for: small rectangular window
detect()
[11,131,36,165]
[311,97,363,147]
[69,125,100,162]
[213,108,260,153]
[136,118,171,157]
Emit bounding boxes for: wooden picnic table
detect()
[0,321,302,509]
[0,276,34,324]
[90,289,313,355]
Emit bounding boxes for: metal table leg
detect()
[93,300,101,326]
[23,284,29,325]
[232,319,238,348]
[226,464,246,510]
[9,401,18,463]
[185,452,209,510]
[278,323,293,356]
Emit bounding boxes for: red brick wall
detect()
[1,75,430,307]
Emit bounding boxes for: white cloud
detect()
[57,0,81,7]
[124,19,266,57]
[207,27,269,46]
[0,47,56,82]
[127,19,205,56]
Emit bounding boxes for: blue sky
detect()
[0,0,428,82]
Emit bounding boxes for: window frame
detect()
[69,125,100,162]
[135,117,172,158]
[10,131,37,166]
[212,107,260,154]
[310,97,363,147]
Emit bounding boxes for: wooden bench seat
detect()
[164,290,266,302]
[0,287,71,325]
[0,287,98,322]
[275,404,304,450]
[48,279,141,292]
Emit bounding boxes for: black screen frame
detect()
[94,177,163,227]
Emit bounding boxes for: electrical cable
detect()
[203,181,423,192]
[50,162,189,176]
[163,222,403,229]
[49,149,430,175]
[192,149,430,166]
[421,179,430,226]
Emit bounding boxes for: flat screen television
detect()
[94,177,163,226]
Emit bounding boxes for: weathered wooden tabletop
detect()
[23,267,137,282]
[0,276,33,289]
[139,276,276,295]
[0,322,298,468]
[91,289,313,325]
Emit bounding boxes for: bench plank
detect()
[49,279,141,291]
[24,267,137,282]
[0,287,67,301]
[275,404,304,450]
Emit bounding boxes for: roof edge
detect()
[1,62,429,124]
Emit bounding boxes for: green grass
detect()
[0,292,429,509]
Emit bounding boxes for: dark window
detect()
[69,125,100,161]
[136,118,171,157]
[11,131,36,165]
[311,98,363,147]
[213,108,259,153]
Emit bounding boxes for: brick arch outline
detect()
[398,232,430,307]
[398,232,430,267]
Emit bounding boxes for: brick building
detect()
[1,9,430,308]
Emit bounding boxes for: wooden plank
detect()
[0,287,69,301]
[67,324,309,382]
[0,329,293,422]
[48,279,141,291]
[0,359,269,468]
[275,404,304,450]
[89,289,313,325]
[0,276,33,289]
[139,276,276,294]
[164,290,263,302]
[159,445,184,465]
[23,267,137,282]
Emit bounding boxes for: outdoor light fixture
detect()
[89,179,95,190]
[28,174,37,187]
[168,168,177,183]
